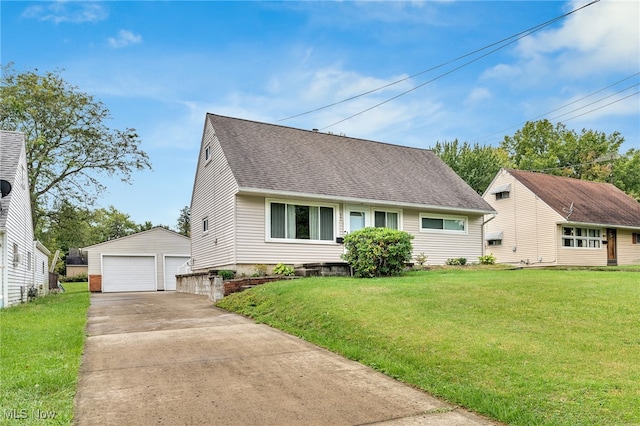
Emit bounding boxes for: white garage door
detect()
[164,256,189,291]
[102,255,156,292]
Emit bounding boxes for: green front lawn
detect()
[0,283,90,424]
[217,268,640,425]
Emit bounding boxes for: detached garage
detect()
[85,227,190,292]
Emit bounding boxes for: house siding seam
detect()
[190,120,238,272]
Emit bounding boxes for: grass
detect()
[0,283,90,425]
[217,268,640,425]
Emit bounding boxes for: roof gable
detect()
[206,114,493,213]
[508,169,640,228]
[0,131,27,229]
[83,226,189,250]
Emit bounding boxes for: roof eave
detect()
[557,220,640,230]
[237,187,496,215]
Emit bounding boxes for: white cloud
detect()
[22,1,108,24]
[514,0,639,77]
[465,87,492,105]
[108,30,142,49]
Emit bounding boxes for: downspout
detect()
[481,214,497,255]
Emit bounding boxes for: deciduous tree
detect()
[0,64,152,230]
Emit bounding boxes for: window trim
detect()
[561,226,602,249]
[204,144,212,164]
[419,213,468,234]
[265,198,338,244]
[202,216,209,234]
[373,208,402,230]
[495,191,510,200]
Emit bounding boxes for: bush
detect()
[414,252,428,268]
[253,264,268,277]
[273,263,295,276]
[445,258,467,266]
[218,270,235,280]
[60,273,88,283]
[341,227,414,278]
[478,253,496,265]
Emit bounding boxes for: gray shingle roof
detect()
[0,131,25,229]
[208,114,494,213]
[508,169,640,228]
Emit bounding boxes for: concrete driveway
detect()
[73,292,500,425]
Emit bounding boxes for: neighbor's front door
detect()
[606,228,617,266]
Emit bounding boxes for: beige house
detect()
[85,227,190,292]
[190,114,495,275]
[483,168,640,267]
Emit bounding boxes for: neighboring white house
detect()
[1,131,51,308]
[189,114,496,275]
[84,227,190,292]
[483,168,640,267]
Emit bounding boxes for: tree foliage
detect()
[431,139,509,194]
[433,119,639,201]
[176,205,190,237]
[500,120,624,181]
[0,64,152,229]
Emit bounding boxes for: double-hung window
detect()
[269,201,334,242]
[562,227,601,248]
[374,210,399,229]
[420,213,467,234]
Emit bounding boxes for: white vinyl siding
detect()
[102,255,156,292]
[163,256,190,291]
[85,228,190,291]
[2,133,36,307]
[190,120,237,271]
[236,195,343,265]
[407,209,484,265]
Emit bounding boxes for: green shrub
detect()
[218,270,235,280]
[478,253,496,265]
[253,264,268,277]
[414,252,428,267]
[273,263,295,276]
[341,227,413,278]
[60,273,88,283]
[445,257,467,266]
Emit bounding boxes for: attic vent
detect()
[312,129,319,132]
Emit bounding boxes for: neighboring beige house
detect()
[189,114,495,275]
[84,227,190,292]
[483,168,640,267]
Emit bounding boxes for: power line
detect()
[559,90,640,123]
[276,0,600,128]
[473,72,640,143]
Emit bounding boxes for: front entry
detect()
[606,228,617,266]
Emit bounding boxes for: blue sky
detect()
[2,1,639,228]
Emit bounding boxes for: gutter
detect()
[237,187,496,216]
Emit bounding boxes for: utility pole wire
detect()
[474,72,640,142]
[277,0,600,127]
